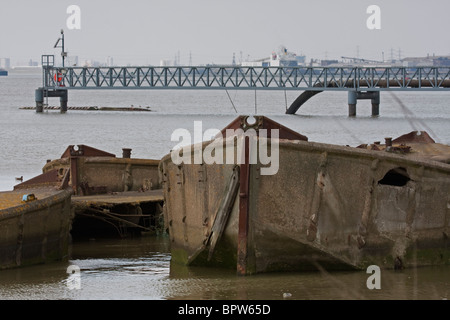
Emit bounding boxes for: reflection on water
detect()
[0,236,448,300]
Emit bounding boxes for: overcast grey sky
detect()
[1,0,449,66]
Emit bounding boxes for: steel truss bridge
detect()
[36,56,450,116]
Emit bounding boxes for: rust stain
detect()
[237,136,250,276]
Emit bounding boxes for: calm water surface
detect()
[0,236,448,300]
[0,72,448,300]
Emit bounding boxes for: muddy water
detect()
[0,236,447,300]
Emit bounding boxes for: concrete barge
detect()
[43,145,164,239]
[0,171,73,270]
[159,116,450,275]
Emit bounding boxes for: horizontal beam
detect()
[42,66,450,91]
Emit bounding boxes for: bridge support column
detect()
[60,90,68,113]
[371,91,380,117]
[348,91,357,117]
[35,89,68,113]
[35,88,44,113]
[348,91,380,117]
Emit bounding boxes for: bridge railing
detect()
[42,66,450,91]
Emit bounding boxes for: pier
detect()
[36,55,450,116]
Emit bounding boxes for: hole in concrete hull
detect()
[378,167,410,186]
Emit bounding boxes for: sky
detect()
[1,0,449,66]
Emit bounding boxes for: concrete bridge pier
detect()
[348,91,357,117]
[348,91,380,117]
[60,90,68,113]
[35,88,68,113]
[35,88,44,113]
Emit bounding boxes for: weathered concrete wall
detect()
[161,136,450,273]
[252,139,449,271]
[160,142,239,267]
[77,157,161,193]
[0,189,73,269]
[43,157,161,195]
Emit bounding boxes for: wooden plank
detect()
[207,166,240,261]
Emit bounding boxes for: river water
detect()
[0,72,448,300]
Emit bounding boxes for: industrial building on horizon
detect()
[1,50,450,70]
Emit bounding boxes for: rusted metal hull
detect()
[160,117,450,274]
[0,187,73,270]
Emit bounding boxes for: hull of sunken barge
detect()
[43,145,164,239]
[159,116,450,275]
[0,171,73,270]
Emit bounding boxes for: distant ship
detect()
[0,68,7,76]
[241,45,306,67]
[10,66,41,74]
